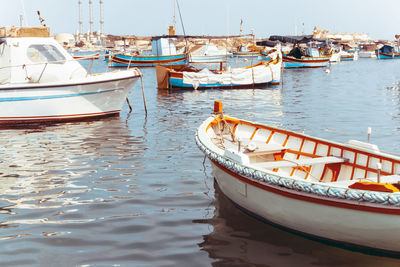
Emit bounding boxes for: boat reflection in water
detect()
[197,181,400,266]
[0,116,146,230]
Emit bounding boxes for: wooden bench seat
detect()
[251,156,347,170]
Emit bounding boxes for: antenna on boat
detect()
[20,0,28,26]
[37,11,46,27]
[367,127,372,143]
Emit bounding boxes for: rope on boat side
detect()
[195,133,400,206]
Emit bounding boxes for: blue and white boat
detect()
[106,37,189,67]
[190,43,229,63]
[376,44,400,59]
[156,50,282,89]
[283,46,332,68]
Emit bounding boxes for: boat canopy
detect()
[256,39,279,47]
[269,35,314,44]
[380,44,399,53]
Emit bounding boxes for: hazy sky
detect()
[2,0,400,40]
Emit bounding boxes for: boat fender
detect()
[246,141,257,152]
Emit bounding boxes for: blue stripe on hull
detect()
[115,53,186,61]
[0,88,121,102]
[107,59,188,67]
[377,53,400,59]
[106,53,188,67]
[284,61,329,68]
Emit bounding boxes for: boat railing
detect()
[0,53,139,84]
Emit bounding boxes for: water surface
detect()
[1,58,400,266]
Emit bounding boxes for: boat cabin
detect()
[0,27,87,85]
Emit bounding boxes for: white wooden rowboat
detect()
[196,101,400,254]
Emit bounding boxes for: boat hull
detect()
[283,56,330,68]
[160,60,282,89]
[0,71,140,124]
[106,52,189,67]
[376,51,400,59]
[190,55,228,63]
[211,159,400,254]
[231,52,259,58]
[196,112,400,254]
[258,51,272,61]
[169,77,280,89]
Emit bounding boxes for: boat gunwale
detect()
[0,73,141,90]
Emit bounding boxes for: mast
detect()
[173,0,176,30]
[99,0,105,45]
[19,0,28,26]
[78,0,83,41]
[89,0,94,42]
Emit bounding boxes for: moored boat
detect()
[106,37,189,67]
[190,43,229,63]
[258,50,272,61]
[0,27,141,124]
[196,101,400,254]
[283,46,332,68]
[156,49,282,89]
[72,53,100,60]
[231,44,260,58]
[376,44,400,59]
[267,35,332,68]
[340,51,358,61]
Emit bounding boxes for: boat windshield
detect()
[27,44,66,64]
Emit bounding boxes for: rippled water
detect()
[2,57,400,266]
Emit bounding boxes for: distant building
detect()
[313,28,371,42]
[55,33,75,46]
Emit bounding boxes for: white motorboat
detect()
[0,27,141,124]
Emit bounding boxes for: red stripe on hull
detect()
[0,110,120,126]
[211,159,400,215]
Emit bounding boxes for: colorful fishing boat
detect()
[231,51,259,58]
[106,37,189,67]
[283,46,332,68]
[258,50,272,61]
[231,44,260,58]
[376,44,400,59]
[156,50,282,89]
[267,35,332,68]
[0,27,141,124]
[190,43,229,63]
[196,101,400,254]
[340,51,358,61]
[72,53,100,60]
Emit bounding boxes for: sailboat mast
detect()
[173,0,176,30]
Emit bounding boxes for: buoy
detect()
[325,69,330,74]
[247,141,257,152]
